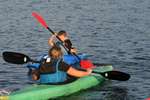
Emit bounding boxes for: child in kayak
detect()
[32,46,92,84]
[48,30,89,69]
[48,30,77,54]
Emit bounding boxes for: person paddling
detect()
[48,30,77,55]
[32,46,92,84]
[48,30,92,68]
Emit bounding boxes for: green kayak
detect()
[0,65,113,100]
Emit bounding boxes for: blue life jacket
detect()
[39,58,67,84]
[63,54,88,65]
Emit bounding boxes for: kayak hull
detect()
[3,65,113,100]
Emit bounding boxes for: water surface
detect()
[0,0,150,99]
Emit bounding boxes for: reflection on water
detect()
[103,86,133,100]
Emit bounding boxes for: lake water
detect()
[0,0,150,99]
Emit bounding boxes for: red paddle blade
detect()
[80,60,96,69]
[32,12,48,29]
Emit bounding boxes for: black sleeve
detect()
[64,39,72,50]
[58,61,70,72]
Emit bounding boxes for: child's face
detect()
[59,33,68,41]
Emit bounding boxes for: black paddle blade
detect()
[2,51,30,64]
[100,71,130,81]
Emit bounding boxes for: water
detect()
[0,0,150,99]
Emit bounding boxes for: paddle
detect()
[92,70,130,81]
[32,12,96,69]
[2,51,130,81]
[2,51,111,66]
[2,51,40,64]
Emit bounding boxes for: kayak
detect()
[0,65,113,100]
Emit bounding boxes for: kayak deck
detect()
[2,65,113,100]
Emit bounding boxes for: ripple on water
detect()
[0,0,150,100]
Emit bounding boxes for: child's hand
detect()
[71,48,77,53]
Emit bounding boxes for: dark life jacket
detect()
[39,58,67,84]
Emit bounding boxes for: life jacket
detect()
[39,58,67,84]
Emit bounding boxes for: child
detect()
[32,46,92,84]
[48,30,77,54]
